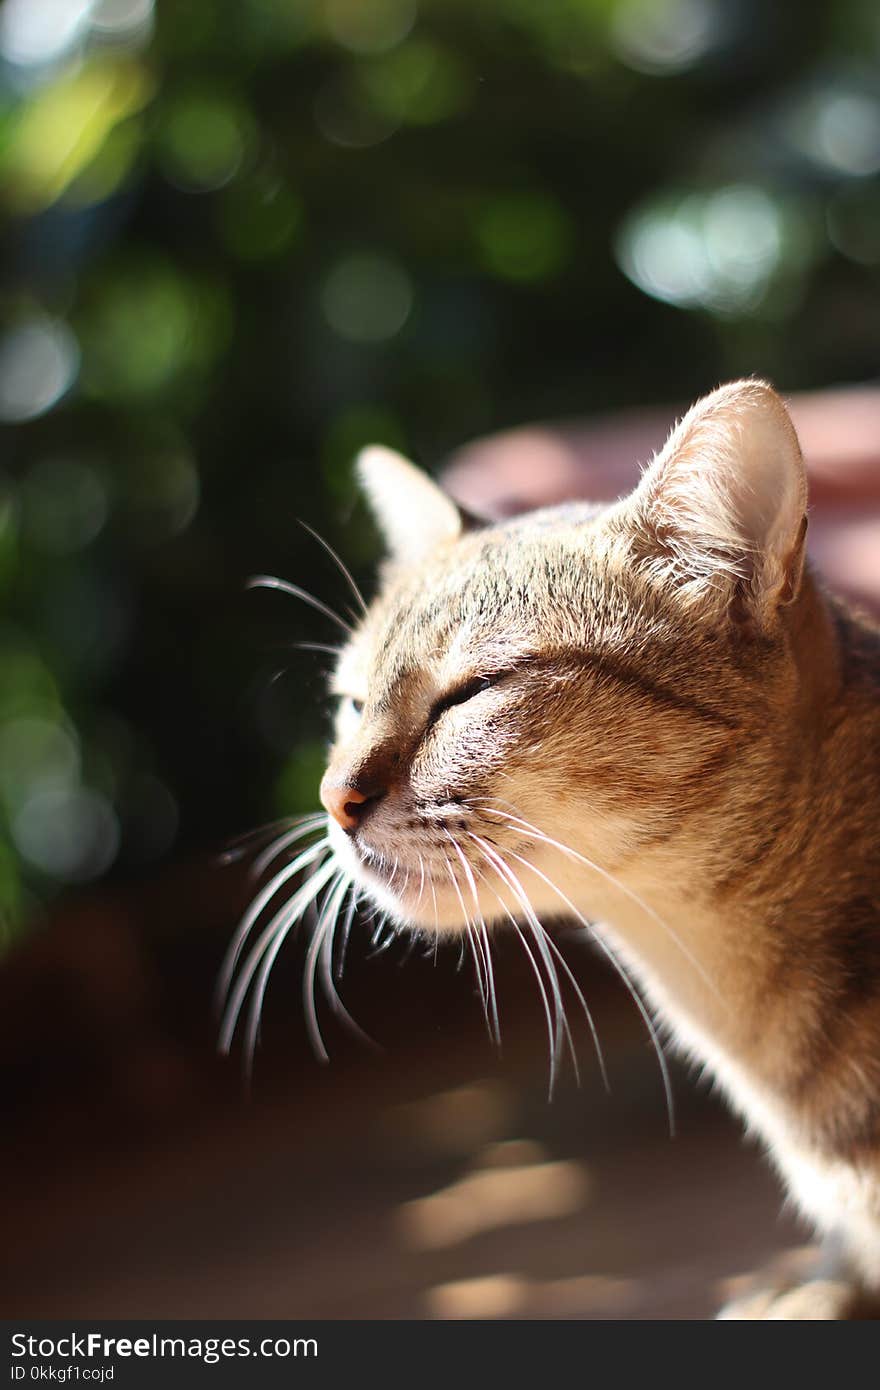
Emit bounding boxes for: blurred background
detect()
[2,0,880,1320]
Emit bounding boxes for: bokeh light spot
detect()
[0,716,80,815]
[62,115,143,207]
[325,0,416,55]
[611,0,719,75]
[158,90,253,193]
[827,185,880,266]
[78,260,230,400]
[22,457,108,554]
[1,59,153,212]
[0,318,79,423]
[0,632,59,720]
[357,38,472,125]
[121,447,200,541]
[241,0,316,50]
[13,785,120,882]
[313,72,400,148]
[813,92,880,177]
[90,0,154,41]
[475,192,572,283]
[0,0,92,70]
[616,185,800,314]
[219,174,302,261]
[321,252,413,343]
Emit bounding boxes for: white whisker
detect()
[298,520,368,617]
[472,852,559,1092]
[216,836,331,1010]
[475,800,720,1007]
[251,813,327,878]
[219,854,338,1058]
[302,869,349,1062]
[291,641,344,658]
[442,853,490,1035]
[333,885,358,983]
[217,816,305,865]
[503,844,676,1136]
[469,834,575,1091]
[247,574,353,635]
[318,879,377,1048]
[445,831,500,1048]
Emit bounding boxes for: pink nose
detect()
[320,779,369,832]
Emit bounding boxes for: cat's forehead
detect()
[381,515,602,636]
[336,503,627,698]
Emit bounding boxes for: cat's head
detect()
[319,380,810,933]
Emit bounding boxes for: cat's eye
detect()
[427,675,494,727]
[340,695,364,718]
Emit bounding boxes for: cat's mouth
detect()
[334,820,550,936]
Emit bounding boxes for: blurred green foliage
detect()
[1,0,879,934]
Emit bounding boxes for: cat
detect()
[224,380,880,1319]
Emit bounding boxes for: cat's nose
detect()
[320,778,379,833]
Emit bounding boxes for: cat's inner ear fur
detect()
[357,445,479,565]
[627,379,809,623]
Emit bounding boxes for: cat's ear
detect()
[629,380,808,622]
[357,445,473,564]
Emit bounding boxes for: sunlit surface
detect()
[383,1080,514,1157]
[426,1271,640,1319]
[426,1273,526,1319]
[399,1152,590,1248]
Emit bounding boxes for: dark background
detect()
[1,0,879,1319]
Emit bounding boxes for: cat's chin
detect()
[325,823,464,931]
[350,865,480,935]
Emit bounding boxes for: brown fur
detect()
[314,383,880,1317]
